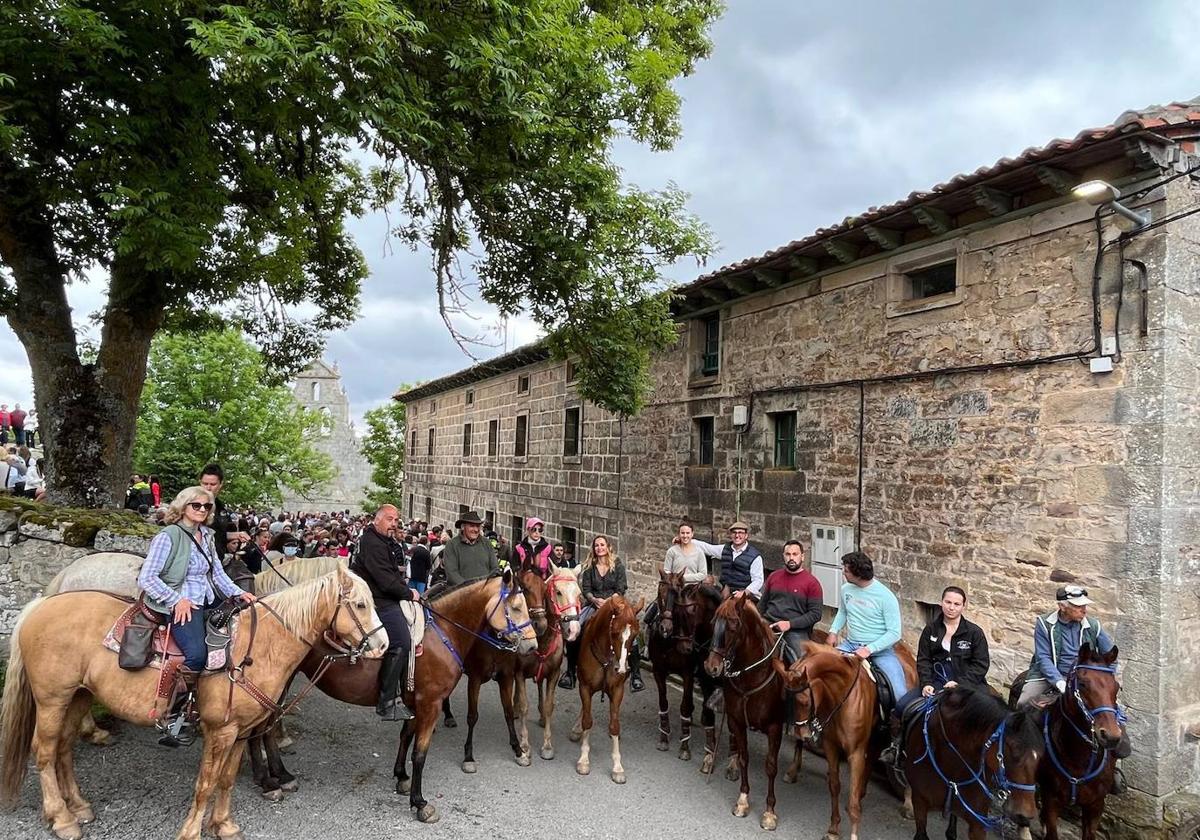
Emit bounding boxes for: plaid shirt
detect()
[138,525,246,610]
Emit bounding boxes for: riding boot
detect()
[878,715,903,767]
[629,643,645,692]
[559,640,578,689]
[157,668,200,748]
[376,651,414,721]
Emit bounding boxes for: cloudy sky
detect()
[2,1,1198,429]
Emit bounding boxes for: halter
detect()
[709,615,784,697]
[789,654,862,745]
[912,696,1038,831]
[529,574,580,682]
[423,578,533,669]
[658,582,701,647]
[1041,663,1127,804]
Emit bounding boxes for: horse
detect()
[569,593,643,783]
[1009,643,1128,840]
[392,569,539,822]
[902,688,1041,840]
[774,641,918,840]
[704,594,789,830]
[647,571,721,766]
[0,567,385,840]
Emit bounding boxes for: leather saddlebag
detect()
[119,605,162,671]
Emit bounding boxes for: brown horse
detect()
[648,572,721,766]
[0,568,385,840]
[570,593,643,783]
[903,688,1041,840]
[704,594,788,830]
[1011,644,1128,840]
[392,569,539,822]
[775,642,917,840]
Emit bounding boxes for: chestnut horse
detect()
[775,642,917,840]
[903,688,1041,840]
[0,568,385,840]
[1011,644,1128,840]
[704,594,788,831]
[648,572,721,766]
[570,593,643,783]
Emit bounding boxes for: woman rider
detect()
[881,585,990,765]
[643,520,713,628]
[513,516,553,578]
[559,535,643,691]
[137,486,256,746]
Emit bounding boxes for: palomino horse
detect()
[570,593,643,783]
[393,570,539,822]
[1010,644,1128,840]
[775,642,917,840]
[902,688,1041,840]
[0,567,385,840]
[704,594,788,831]
[648,572,721,766]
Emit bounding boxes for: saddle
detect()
[103,600,238,694]
[398,600,425,691]
[860,659,898,735]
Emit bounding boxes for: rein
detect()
[423,580,531,669]
[792,654,863,744]
[1041,663,1126,804]
[530,574,579,682]
[712,616,785,695]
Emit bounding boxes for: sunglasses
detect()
[530,526,543,532]
[187,502,215,512]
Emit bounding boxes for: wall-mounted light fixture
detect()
[1073,180,1150,230]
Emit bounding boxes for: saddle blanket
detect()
[102,602,234,672]
[400,601,424,690]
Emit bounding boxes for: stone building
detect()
[399,99,1200,833]
[279,359,375,512]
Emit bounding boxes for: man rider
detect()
[825,551,908,704]
[442,511,499,584]
[350,505,420,720]
[692,521,764,599]
[759,540,823,663]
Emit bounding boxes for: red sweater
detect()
[759,568,824,633]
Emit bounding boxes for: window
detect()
[566,360,577,382]
[462,422,472,457]
[563,406,582,457]
[408,493,414,520]
[561,526,578,565]
[906,260,957,300]
[318,406,333,436]
[424,496,432,523]
[886,243,963,317]
[466,389,475,406]
[427,428,435,456]
[517,374,530,394]
[485,509,496,530]
[510,514,524,545]
[430,399,437,414]
[701,314,720,375]
[411,429,418,455]
[514,414,529,458]
[772,411,797,469]
[488,419,499,457]
[311,381,321,401]
[459,503,470,520]
[695,417,715,466]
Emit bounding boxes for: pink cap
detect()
[526,517,545,530]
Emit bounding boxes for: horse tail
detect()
[1,597,44,806]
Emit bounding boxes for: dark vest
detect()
[720,543,761,591]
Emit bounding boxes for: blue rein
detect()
[424,580,533,670]
[1042,663,1127,804]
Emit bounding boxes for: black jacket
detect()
[350,526,413,607]
[916,615,990,689]
[408,544,432,587]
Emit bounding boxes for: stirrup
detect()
[377,697,414,721]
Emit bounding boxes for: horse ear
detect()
[659,569,669,582]
[502,566,514,587]
[1078,642,1093,663]
[733,592,748,612]
[1103,644,1118,664]
[634,596,645,614]
[550,561,561,575]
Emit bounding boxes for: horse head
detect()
[487,568,539,654]
[606,595,642,675]
[773,645,854,742]
[656,570,686,641]
[547,564,582,643]
[1072,643,1126,754]
[704,593,764,678]
[995,703,1043,827]
[329,567,389,658]
[519,569,550,637]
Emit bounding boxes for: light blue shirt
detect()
[138,525,246,610]
[829,579,902,654]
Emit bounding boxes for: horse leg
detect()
[911,790,931,840]
[576,688,594,775]
[408,707,440,823]
[441,696,457,728]
[609,681,626,784]
[846,745,869,840]
[1080,801,1105,840]
[964,813,982,840]
[823,744,843,840]
[655,663,671,752]
[33,697,80,840]
[246,734,272,793]
[1040,793,1062,840]
[263,726,297,793]
[700,672,717,776]
[760,722,782,830]
[176,726,238,840]
[539,674,558,760]
[495,671,522,764]
[732,721,751,817]
[77,710,111,746]
[679,669,695,761]
[393,720,413,795]
[274,717,294,751]
[204,740,249,840]
[783,738,803,783]
[462,675,481,773]
[537,678,547,728]
[55,692,95,826]
[512,674,532,765]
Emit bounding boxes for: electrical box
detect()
[732,404,749,427]
[810,524,855,609]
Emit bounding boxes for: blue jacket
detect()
[1028,609,1113,684]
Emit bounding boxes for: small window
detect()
[462,422,472,457]
[485,509,496,531]
[510,514,524,545]
[466,389,475,406]
[427,427,435,456]
[772,411,797,469]
[311,381,321,402]
[695,417,715,466]
[905,260,957,300]
[459,503,470,520]
[917,600,941,626]
[517,374,530,394]
[408,493,414,520]
[430,399,437,414]
[488,419,499,457]
[566,360,577,382]
[562,526,578,565]
[563,406,582,457]
[424,496,432,523]
[514,414,529,458]
[701,314,720,375]
[411,429,418,454]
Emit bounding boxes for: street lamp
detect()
[1072,180,1150,230]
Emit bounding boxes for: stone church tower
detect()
[279,359,376,511]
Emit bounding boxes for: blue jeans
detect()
[173,607,208,671]
[838,640,907,702]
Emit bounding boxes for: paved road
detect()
[0,676,934,840]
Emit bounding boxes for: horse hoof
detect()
[700,757,715,776]
[760,812,778,831]
[725,766,740,782]
[276,734,294,750]
[576,762,590,776]
[461,761,477,774]
[397,778,412,795]
[822,833,840,840]
[568,731,582,743]
[678,749,691,762]
[783,771,797,784]
[88,730,112,747]
[280,779,298,793]
[52,822,82,840]
[540,747,555,761]
[72,806,95,825]
[416,804,439,823]
[733,804,750,818]
[611,771,626,785]
[899,802,914,821]
[261,788,284,803]
[656,740,670,752]
[443,717,458,729]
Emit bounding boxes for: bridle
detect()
[424,577,535,669]
[529,574,581,682]
[789,654,862,744]
[589,606,637,680]
[323,584,387,660]
[709,615,784,697]
[1042,663,1127,803]
[657,581,696,646]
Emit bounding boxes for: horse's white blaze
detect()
[617,626,631,673]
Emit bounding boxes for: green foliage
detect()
[0,0,721,411]
[359,396,410,511]
[132,330,334,506]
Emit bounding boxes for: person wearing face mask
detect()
[759,540,823,663]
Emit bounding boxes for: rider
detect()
[137,486,256,746]
[441,511,499,584]
[759,540,823,663]
[561,535,643,691]
[643,520,713,629]
[882,585,990,765]
[513,516,553,578]
[350,504,420,721]
[824,551,908,705]
[692,521,764,599]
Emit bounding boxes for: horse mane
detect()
[943,687,1043,752]
[254,556,343,596]
[720,596,774,652]
[427,575,499,607]
[262,569,370,638]
[687,583,723,609]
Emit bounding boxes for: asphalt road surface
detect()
[0,676,936,840]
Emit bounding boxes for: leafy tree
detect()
[359,397,409,512]
[0,0,720,507]
[133,330,334,506]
